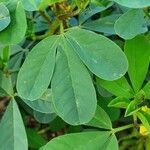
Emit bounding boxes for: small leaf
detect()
[52,39,97,125]
[0,100,28,150]
[41,131,118,150]
[0,2,10,31]
[85,105,112,130]
[108,97,130,108]
[66,28,128,81]
[124,35,150,93]
[96,77,134,98]
[17,36,60,100]
[114,9,147,40]
[125,100,141,117]
[137,111,150,132]
[112,0,150,8]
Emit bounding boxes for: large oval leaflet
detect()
[41,131,118,150]
[17,35,60,100]
[66,28,128,81]
[51,39,97,125]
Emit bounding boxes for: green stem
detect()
[60,21,64,34]
[113,124,135,133]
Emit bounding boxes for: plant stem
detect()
[60,21,64,34]
[38,127,50,134]
[113,124,135,133]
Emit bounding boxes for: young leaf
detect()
[0,100,28,150]
[41,131,118,150]
[0,2,11,31]
[112,0,150,8]
[114,9,147,40]
[0,1,27,45]
[124,35,150,93]
[108,97,130,108]
[96,77,134,98]
[85,105,112,130]
[137,111,150,132]
[52,39,97,125]
[66,28,128,81]
[17,36,60,100]
[125,100,141,117]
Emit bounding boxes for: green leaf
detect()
[52,38,97,125]
[66,28,128,81]
[17,36,60,100]
[83,14,121,35]
[85,105,112,130]
[108,97,130,108]
[98,97,120,121]
[22,89,55,114]
[26,128,47,149]
[0,1,27,45]
[124,35,150,93]
[0,70,13,95]
[33,111,56,124]
[41,131,118,150]
[0,86,9,96]
[22,99,55,114]
[0,2,10,31]
[143,81,150,100]
[8,52,24,71]
[0,100,28,150]
[96,77,134,98]
[79,1,113,24]
[137,111,150,132]
[114,9,147,40]
[112,0,150,8]
[125,100,141,117]
[21,0,63,11]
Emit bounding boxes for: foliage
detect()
[0,0,150,150]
